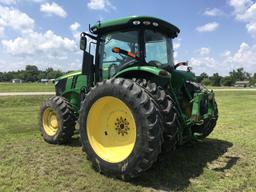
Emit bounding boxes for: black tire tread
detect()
[39,96,76,144]
[79,78,162,180]
[133,78,179,151]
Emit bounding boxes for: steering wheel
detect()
[108,64,118,78]
[148,60,162,67]
[115,54,126,63]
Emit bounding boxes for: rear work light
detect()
[133,20,141,25]
[143,21,151,25]
[152,22,159,27]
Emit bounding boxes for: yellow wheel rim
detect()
[42,107,59,136]
[87,96,136,163]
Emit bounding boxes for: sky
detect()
[0,0,256,75]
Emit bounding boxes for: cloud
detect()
[229,0,253,15]
[199,47,210,55]
[70,22,81,42]
[231,42,256,65]
[173,41,181,49]
[0,5,34,36]
[189,56,217,75]
[196,22,219,32]
[189,42,256,75]
[0,0,47,4]
[87,0,116,11]
[228,0,256,37]
[0,0,16,4]
[40,2,67,18]
[70,22,80,31]
[2,30,77,57]
[0,26,4,37]
[204,8,224,16]
[0,4,82,72]
[221,42,256,74]
[246,22,256,36]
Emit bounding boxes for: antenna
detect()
[97,20,101,27]
[89,24,93,33]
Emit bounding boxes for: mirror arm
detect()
[81,32,97,41]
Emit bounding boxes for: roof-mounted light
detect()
[143,21,151,25]
[152,22,159,27]
[133,20,141,25]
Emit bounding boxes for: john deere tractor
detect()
[39,16,218,179]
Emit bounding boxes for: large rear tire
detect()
[39,96,76,144]
[133,79,179,152]
[79,78,162,179]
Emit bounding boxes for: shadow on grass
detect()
[131,138,234,191]
[69,136,82,147]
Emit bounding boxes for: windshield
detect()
[144,30,174,66]
[99,31,139,78]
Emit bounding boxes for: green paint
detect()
[171,70,196,90]
[91,16,180,37]
[191,93,201,122]
[55,71,81,81]
[114,66,169,78]
[60,73,87,110]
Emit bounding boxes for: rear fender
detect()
[114,66,171,87]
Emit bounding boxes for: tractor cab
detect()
[99,29,175,79]
[80,16,185,88]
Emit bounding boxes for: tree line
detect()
[0,65,64,82]
[0,65,255,86]
[196,68,256,86]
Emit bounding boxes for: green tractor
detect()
[39,16,218,179]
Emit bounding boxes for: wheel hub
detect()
[42,108,59,136]
[49,115,58,128]
[115,117,130,136]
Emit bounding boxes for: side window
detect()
[144,30,168,64]
[100,31,139,79]
[103,37,131,66]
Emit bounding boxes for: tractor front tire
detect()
[192,101,218,139]
[39,96,76,144]
[186,82,219,139]
[79,78,162,180]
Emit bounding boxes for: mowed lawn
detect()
[0,91,255,192]
[0,83,55,92]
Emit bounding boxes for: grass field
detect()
[0,91,255,192]
[0,83,54,92]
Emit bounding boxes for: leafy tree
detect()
[210,73,222,86]
[196,72,208,83]
[23,65,40,82]
[221,76,233,86]
[45,68,63,79]
[201,78,211,86]
[229,68,250,82]
[250,73,256,86]
[25,65,39,72]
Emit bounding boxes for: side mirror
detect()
[80,32,87,51]
[174,61,188,69]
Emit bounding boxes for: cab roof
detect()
[90,16,180,38]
